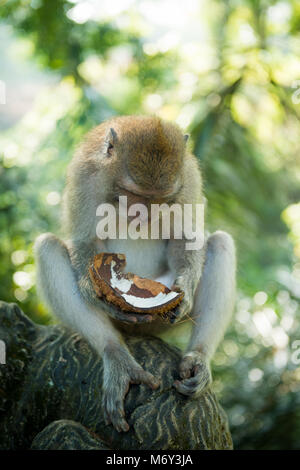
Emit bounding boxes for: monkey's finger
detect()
[102,297,154,323]
[173,378,201,396]
[132,369,160,390]
[179,355,196,379]
[104,304,154,324]
[195,365,211,390]
[174,366,211,396]
[103,307,138,324]
[103,393,130,433]
[110,394,130,432]
[128,313,154,324]
[180,369,191,380]
[108,409,129,433]
[171,276,185,292]
[111,408,130,433]
[100,301,135,323]
[102,397,112,426]
[171,284,184,293]
[170,304,184,324]
[179,364,192,380]
[103,408,111,426]
[117,418,130,433]
[116,312,154,324]
[169,306,180,323]
[107,310,140,324]
[170,297,192,323]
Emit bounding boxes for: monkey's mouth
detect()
[114,192,151,223]
[111,182,183,223]
[115,183,182,202]
[117,179,182,199]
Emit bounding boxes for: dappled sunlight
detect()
[1,0,300,450]
[1,78,81,167]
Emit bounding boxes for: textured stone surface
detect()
[31,420,109,450]
[0,301,233,450]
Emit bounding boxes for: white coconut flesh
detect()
[109,261,179,308]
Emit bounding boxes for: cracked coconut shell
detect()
[89,253,184,316]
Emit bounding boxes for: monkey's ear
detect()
[103,127,117,157]
[184,134,189,144]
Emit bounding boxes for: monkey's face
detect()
[98,116,187,214]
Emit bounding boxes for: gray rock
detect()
[0,301,232,450]
[31,420,110,450]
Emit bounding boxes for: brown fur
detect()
[78,115,186,189]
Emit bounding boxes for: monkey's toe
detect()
[102,395,130,433]
[130,367,160,390]
[173,373,210,397]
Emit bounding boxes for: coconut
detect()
[89,253,184,317]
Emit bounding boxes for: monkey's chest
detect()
[100,238,169,279]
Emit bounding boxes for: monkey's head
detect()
[81,115,188,205]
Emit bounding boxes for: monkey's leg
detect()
[174,231,236,397]
[34,233,160,432]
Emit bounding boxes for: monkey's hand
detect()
[101,299,156,324]
[170,276,194,323]
[102,343,160,432]
[173,351,211,397]
[79,275,154,324]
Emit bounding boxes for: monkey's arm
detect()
[174,231,236,397]
[34,233,159,431]
[167,238,205,322]
[167,155,206,322]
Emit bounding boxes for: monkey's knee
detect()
[34,233,69,264]
[207,230,235,255]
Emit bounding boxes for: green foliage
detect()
[1,0,300,449]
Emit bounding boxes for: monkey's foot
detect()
[102,344,160,432]
[173,351,211,397]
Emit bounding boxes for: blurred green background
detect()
[1,0,300,449]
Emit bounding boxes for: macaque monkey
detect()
[34,115,236,433]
